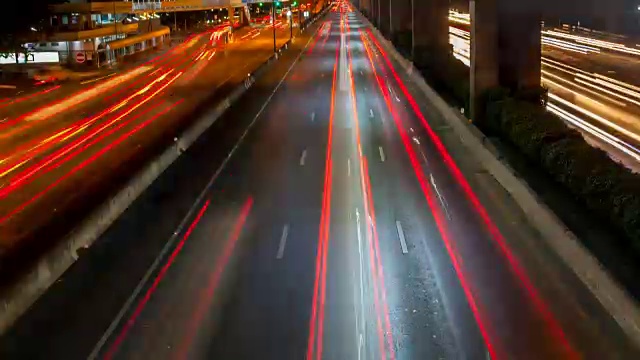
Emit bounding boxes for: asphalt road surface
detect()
[0,24,293,261]
[1,4,638,360]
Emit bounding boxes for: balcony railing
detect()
[48,23,139,42]
[50,0,246,15]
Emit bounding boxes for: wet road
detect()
[1,4,638,360]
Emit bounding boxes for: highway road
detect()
[449,11,640,171]
[1,2,638,359]
[0,22,294,270]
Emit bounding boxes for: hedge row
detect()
[487,98,640,246]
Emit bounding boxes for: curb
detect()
[359,10,640,347]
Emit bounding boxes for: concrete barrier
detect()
[0,33,303,334]
[359,11,640,346]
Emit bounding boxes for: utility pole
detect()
[174,12,177,31]
[411,0,414,60]
[113,1,118,38]
[388,0,391,35]
[273,3,277,53]
[289,9,293,40]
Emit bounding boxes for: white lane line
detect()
[395,221,409,254]
[387,81,401,102]
[339,33,349,91]
[276,224,290,259]
[300,149,307,166]
[430,174,451,219]
[80,72,116,85]
[355,208,366,353]
[369,109,374,118]
[378,146,385,162]
[347,158,351,177]
[311,112,316,122]
[87,24,319,360]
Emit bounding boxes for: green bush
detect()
[488,96,640,245]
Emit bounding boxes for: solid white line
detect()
[378,146,385,162]
[339,33,349,91]
[80,72,116,85]
[430,173,451,219]
[311,112,316,122]
[300,149,307,166]
[347,158,351,177]
[87,26,318,360]
[276,224,289,259]
[355,208,366,351]
[369,109,374,118]
[396,220,409,254]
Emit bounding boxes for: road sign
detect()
[75,52,86,63]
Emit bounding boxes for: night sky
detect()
[0,0,54,37]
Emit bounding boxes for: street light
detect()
[287,10,293,40]
[272,3,277,53]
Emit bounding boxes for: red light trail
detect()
[103,199,211,360]
[307,30,339,360]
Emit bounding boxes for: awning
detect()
[106,27,170,50]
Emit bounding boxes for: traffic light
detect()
[259,2,263,6]
[293,1,298,6]
[276,1,281,6]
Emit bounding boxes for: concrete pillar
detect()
[470,0,498,121]
[470,0,541,121]
[370,0,378,25]
[412,0,449,67]
[389,0,412,53]
[227,6,234,24]
[497,0,541,91]
[360,0,371,18]
[378,0,390,36]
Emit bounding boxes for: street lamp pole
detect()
[289,10,293,40]
[272,3,277,53]
[411,0,414,60]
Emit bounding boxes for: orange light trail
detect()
[0,99,180,225]
[0,85,61,111]
[0,72,182,201]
